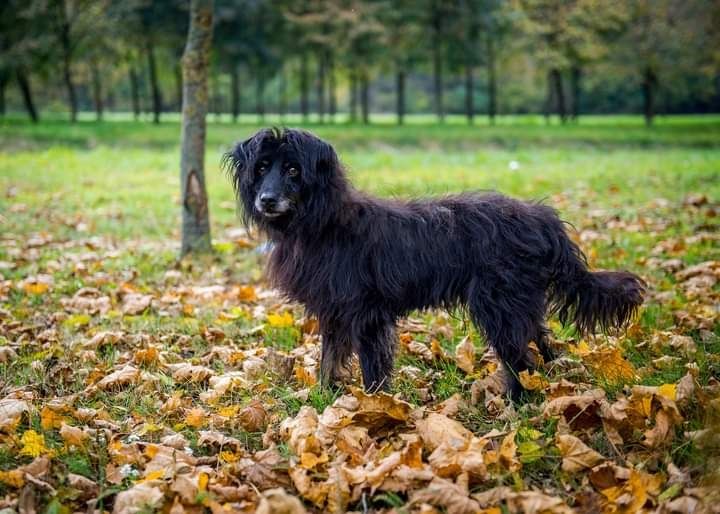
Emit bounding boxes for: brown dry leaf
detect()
[122,293,153,315]
[168,363,214,383]
[454,336,475,374]
[133,346,160,366]
[406,340,434,362]
[113,483,164,514]
[410,476,481,514]
[94,365,140,390]
[544,389,607,432]
[59,422,90,447]
[0,398,30,431]
[67,473,99,499]
[572,341,637,385]
[184,407,206,428]
[280,406,322,456]
[238,400,267,432]
[416,412,472,452]
[349,387,412,429]
[599,469,664,514]
[256,488,307,514]
[556,434,605,472]
[506,491,574,514]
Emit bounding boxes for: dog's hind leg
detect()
[469,291,545,400]
[352,314,396,393]
[534,323,556,364]
[319,320,353,387]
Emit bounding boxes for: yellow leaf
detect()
[300,451,328,469]
[23,282,49,295]
[518,370,549,391]
[267,311,294,328]
[219,451,240,463]
[454,336,475,374]
[40,407,65,430]
[238,285,257,302]
[216,405,239,418]
[185,407,206,428]
[658,383,677,401]
[198,472,209,491]
[20,430,50,458]
[143,469,165,481]
[0,469,25,488]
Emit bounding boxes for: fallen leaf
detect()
[556,434,605,472]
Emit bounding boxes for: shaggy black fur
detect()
[223,128,645,399]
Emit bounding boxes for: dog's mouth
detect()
[254,198,292,219]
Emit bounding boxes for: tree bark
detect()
[16,70,39,123]
[147,37,162,124]
[360,70,370,124]
[58,0,77,123]
[180,0,213,256]
[256,70,265,122]
[328,53,336,122]
[316,53,326,123]
[465,62,474,124]
[91,61,103,121]
[487,35,497,125]
[642,66,657,127]
[230,65,240,122]
[0,70,7,116]
[544,69,552,124]
[349,69,358,122]
[396,68,405,125]
[431,1,444,122]
[175,63,183,112]
[570,65,581,121]
[551,68,566,123]
[300,53,309,122]
[129,67,140,120]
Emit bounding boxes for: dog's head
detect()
[223,128,343,234]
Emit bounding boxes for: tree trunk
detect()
[129,67,140,120]
[396,68,405,125]
[58,1,77,123]
[431,2,444,122]
[91,61,103,121]
[642,66,657,127]
[256,70,265,123]
[230,65,240,122]
[180,0,213,256]
[487,36,497,125]
[212,70,221,121]
[360,71,370,124]
[465,62,474,124]
[328,53,336,123]
[349,69,357,122]
[570,65,581,121]
[279,65,287,121]
[544,69,552,124]
[300,53,309,122]
[175,63,183,112]
[147,38,162,124]
[317,53,326,123]
[16,70,39,123]
[551,68,566,123]
[0,70,7,116]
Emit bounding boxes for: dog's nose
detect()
[259,193,278,209]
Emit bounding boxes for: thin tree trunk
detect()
[642,66,657,127]
[487,36,497,125]
[58,0,77,123]
[147,38,162,124]
[360,71,370,124]
[465,62,474,124]
[0,70,7,116]
[279,65,287,121]
[570,65,581,121]
[91,61,103,121]
[317,53,326,123]
[349,69,357,122]
[16,70,39,123]
[396,68,405,125]
[230,65,240,122]
[544,69,552,125]
[180,0,213,256]
[256,70,265,123]
[328,53,336,123]
[129,67,140,120]
[551,68,566,123]
[431,1,444,122]
[300,53,309,122]
[212,70,221,121]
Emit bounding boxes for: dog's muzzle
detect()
[255,193,291,218]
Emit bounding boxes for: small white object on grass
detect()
[508,160,520,171]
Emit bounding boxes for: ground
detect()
[0,114,718,513]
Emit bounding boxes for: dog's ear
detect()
[285,129,340,185]
[222,128,274,193]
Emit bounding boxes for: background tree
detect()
[180,0,213,256]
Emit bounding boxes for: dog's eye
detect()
[287,167,299,178]
[257,162,268,175]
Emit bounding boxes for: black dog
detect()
[224,128,644,398]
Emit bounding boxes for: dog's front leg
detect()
[353,314,396,393]
[318,320,352,387]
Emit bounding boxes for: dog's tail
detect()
[548,231,645,334]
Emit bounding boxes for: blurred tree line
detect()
[1,0,718,126]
